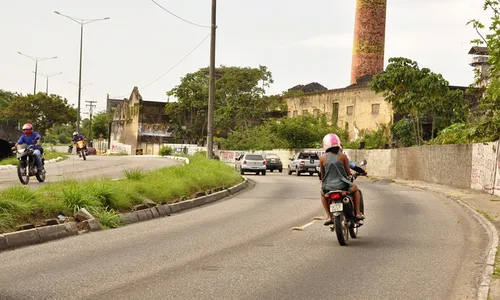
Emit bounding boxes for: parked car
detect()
[288,152,320,176]
[260,153,283,173]
[235,153,266,175]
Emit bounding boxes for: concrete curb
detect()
[0,222,78,251]
[0,156,66,170]
[119,177,249,225]
[393,181,498,300]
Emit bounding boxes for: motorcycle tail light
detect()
[330,193,341,200]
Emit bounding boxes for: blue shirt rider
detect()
[72,132,85,143]
[11,123,44,174]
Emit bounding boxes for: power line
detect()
[150,0,211,28]
[111,32,211,98]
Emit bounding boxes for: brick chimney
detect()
[350,0,387,85]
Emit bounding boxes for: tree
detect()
[467,1,500,141]
[166,65,275,142]
[0,93,77,135]
[370,57,467,145]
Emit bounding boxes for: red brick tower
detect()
[350,0,387,85]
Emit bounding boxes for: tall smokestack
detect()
[350,0,387,85]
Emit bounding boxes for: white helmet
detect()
[322,133,341,150]
[73,131,78,136]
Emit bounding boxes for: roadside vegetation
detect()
[0,149,68,165]
[0,154,242,233]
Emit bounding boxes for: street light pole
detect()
[54,11,110,132]
[18,52,57,94]
[35,72,63,94]
[206,0,217,159]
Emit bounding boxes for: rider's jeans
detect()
[33,149,43,169]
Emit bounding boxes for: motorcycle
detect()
[75,140,87,160]
[324,160,367,246]
[13,144,46,185]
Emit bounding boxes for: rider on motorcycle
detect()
[319,133,364,225]
[70,131,87,154]
[11,123,44,174]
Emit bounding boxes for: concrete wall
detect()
[286,85,392,140]
[218,140,500,195]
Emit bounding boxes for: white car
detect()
[235,153,266,175]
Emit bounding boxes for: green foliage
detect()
[217,114,348,150]
[370,57,468,145]
[166,65,280,142]
[81,112,109,140]
[391,118,416,147]
[44,124,74,145]
[158,145,173,156]
[123,167,146,180]
[464,1,500,142]
[359,124,391,149]
[0,155,243,233]
[0,93,77,135]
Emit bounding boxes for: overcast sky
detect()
[0,0,490,113]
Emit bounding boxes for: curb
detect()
[0,177,249,252]
[393,181,498,300]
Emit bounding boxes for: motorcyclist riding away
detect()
[319,133,364,226]
[11,123,45,174]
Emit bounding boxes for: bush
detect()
[159,145,173,156]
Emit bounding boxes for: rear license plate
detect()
[308,168,315,171]
[330,203,343,212]
[270,159,276,163]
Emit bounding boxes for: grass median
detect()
[0,150,68,166]
[0,154,243,233]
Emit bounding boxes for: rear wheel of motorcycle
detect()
[335,214,348,246]
[17,161,29,185]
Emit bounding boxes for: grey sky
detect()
[0,0,490,114]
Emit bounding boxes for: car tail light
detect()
[299,161,305,166]
[263,160,266,165]
[243,160,247,164]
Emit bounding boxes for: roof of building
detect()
[288,82,328,93]
[468,46,489,55]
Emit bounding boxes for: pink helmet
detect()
[322,133,341,150]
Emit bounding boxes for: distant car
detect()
[86,147,97,155]
[235,153,266,175]
[288,152,320,176]
[260,153,283,173]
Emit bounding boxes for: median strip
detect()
[0,154,248,252]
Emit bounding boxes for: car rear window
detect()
[267,154,279,159]
[298,153,319,159]
[246,154,264,160]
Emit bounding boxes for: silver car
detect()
[235,153,266,175]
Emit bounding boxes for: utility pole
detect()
[206,0,217,159]
[35,72,63,94]
[18,52,57,94]
[85,100,97,140]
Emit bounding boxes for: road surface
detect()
[0,155,183,190]
[0,172,488,300]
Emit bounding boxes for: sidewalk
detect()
[390,178,500,300]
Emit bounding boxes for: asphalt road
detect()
[0,172,488,300]
[0,155,183,190]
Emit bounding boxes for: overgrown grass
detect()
[0,150,68,166]
[0,155,242,233]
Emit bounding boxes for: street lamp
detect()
[34,72,63,94]
[54,11,110,132]
[18,52,57,94]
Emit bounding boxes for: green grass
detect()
[0,155,243,233]
[0,150,68,166]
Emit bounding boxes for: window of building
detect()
[302,109,308,115]
[313,109,320,118]
[332,103,339,125]
[371,104,380,115]
[293,110,298,117]
[346,106,354,116]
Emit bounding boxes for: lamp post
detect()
[35,72,63,94]
[18,52,57,94]
[54,11,110,132]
